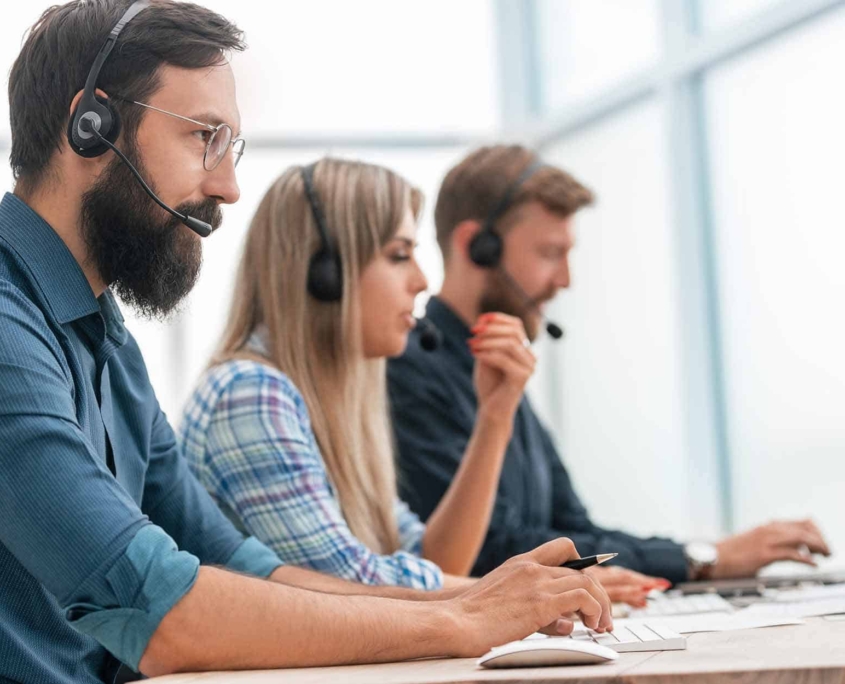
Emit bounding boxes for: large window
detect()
[540,101,693,539]
[529,0,845,550]
[704,5,845,554]
[536,0,661,113]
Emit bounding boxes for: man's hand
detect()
[446,538,613,657]
[471,313,536,423]
[712,519,831,579]
[585,566,671,608]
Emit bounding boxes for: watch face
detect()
[687,542,719,565]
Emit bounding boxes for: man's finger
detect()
[469,338,536,370]
[770,547,818,567]
[772,524,830,556]
[524,538,579,566]
[553,575,612,632]
[539,619,575,636]
[555,588,603,631]
[472,350,528,381]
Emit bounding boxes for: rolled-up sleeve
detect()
[0,285,197,669]
[141,381,283,579]
[64,525,199,670]
[226,536,285,578]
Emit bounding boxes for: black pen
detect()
[561,553,618,571]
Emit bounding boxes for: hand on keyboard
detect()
[586,566,672,608]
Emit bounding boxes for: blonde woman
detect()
[179,159,537,590]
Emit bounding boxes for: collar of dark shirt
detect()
[425,295,474,341]
[0,192,126,344]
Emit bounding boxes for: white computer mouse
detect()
[477,637,619,669]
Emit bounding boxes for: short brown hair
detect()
[434,145,594,259]
[9,0,245,193]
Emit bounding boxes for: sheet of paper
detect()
[614,613,805,634]
[765,583,845,602]
[742,596,845,619]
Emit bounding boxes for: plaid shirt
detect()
[179,357,443,590]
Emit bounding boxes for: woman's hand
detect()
[585,565,671,608]
[470,313,536,423]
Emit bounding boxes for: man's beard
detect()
[478,270,556,342]
[79,144,222,320]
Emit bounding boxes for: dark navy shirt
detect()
[388,296,688,583]
[0,193,282,684]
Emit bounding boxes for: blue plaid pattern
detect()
[179,358,443,590]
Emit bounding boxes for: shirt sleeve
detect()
[137,350,282,579]
[394,498,428,555]
[196,364,443,590]
[0,281,197,670]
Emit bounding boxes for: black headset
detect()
[66,0,213,237]
[300,163,344,302]
[467,158,545,268]
[299,162,441,350]
[466,157,564,340]
[67,0,149,159]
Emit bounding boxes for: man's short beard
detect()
[79,140,221,320]
[478,270,554,342]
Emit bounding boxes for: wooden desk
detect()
[150,617,845,684]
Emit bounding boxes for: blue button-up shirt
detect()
[0,193,283,684]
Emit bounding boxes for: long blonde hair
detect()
[215,158,423,554]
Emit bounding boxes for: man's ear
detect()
[451,219,484,263]
[68,88,110,121]
[64,88,115,168]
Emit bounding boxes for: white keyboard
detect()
[628,592,734,618]
[568,621,687,653]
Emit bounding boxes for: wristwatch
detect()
[684,542,719,581]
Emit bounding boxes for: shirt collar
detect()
[425,296,473,343]
[0,192,100,325]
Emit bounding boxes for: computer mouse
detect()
[477,637,619,668]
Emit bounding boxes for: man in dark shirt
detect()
[0,7,612,683]
[389,144,830,590]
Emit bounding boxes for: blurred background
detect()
[1,0,843,560]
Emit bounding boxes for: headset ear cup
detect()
[67,94,121,158]
[307,250,344,302]
[469,228,503,268]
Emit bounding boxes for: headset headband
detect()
[484,158,545,230]
[71,0,150,150]
[300,162,334,254]
[82,0,150,99]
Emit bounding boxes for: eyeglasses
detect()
[123,100,245,171]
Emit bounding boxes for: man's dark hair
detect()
[8,0,245,194]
